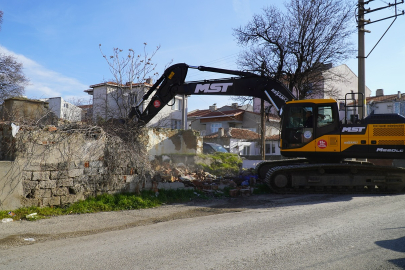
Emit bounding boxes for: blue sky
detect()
[0,0,404,112]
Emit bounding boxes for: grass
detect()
[0,189,206,222]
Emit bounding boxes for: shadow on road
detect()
[376,236,405,269]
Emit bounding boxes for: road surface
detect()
[1,194,405,269]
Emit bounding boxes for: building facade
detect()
[85,81,187,128]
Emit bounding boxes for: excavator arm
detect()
[129,63,295,125]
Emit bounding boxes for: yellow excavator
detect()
[130,63,405,193]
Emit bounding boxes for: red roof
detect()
[188,109,245,119]
[366,93,405,103]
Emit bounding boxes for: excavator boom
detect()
[129,63,295,125]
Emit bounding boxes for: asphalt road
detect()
[1,193,405,269]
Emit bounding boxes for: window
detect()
[317,106,334,127]
[243,145,250,155]
[171,120,182,129]
[265,142,276,155]
[171,98,182,110]
[211,123,222,133]
[64,103,69,108]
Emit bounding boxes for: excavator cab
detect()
[280,99,340,151]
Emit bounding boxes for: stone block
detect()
[157,182,186,190]
[22,171,33,180]
[68,169,83,178]
[39,180,56,189]
[37,189,52,198]
[90,161,104,168]
[50,170,68,180]
[52,187,69,196]
[43,196,61,206]
[56,178,74,187]
[23,180,38,190]
[21,198,41,207]
[32,171,50,181]
[60,195,79,205]
[84,167,99,175]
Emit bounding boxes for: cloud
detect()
[0,45,88,100]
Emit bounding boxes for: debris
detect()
[24,238,35,242]
[26,213,37,219]
[11,123,20,137]
[1,218,13,223]
[8,211,16,217]
[150,158,260,197]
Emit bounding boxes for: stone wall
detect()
[0,123,153,210]
[0,124,204,210]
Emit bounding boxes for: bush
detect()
[197,152,242,176]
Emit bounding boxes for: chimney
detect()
[218,128,224,137]
[398,91,401,99]
[209,103,217,111]
[376,89,384,97]
[146,78,153,85]
[232,103,239,109]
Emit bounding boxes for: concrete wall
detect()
[146,128,202,159]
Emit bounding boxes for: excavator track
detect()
[257,161,405,194]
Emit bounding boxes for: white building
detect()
[367,89,405,115]
[253,64,372,122]
[85,80,186,128]
[41,97,82,122]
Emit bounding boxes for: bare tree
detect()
[0,11,29,103]
[233,0,356,100]
[97,43,162,121]
[0,54,29,104]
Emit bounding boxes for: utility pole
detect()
[261,62,266,161]
[358,0,367,119]
[357,0,404,119]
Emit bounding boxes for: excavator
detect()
[129,63,405,193]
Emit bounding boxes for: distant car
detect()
[203,142,229,154]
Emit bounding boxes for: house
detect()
[85,79,186,128]
[252,64,372,120]
[41,97,82,122]
[367,89,405,116]
[77,104,93,123]
[188,103,280,137]
[203,127,281,158]
[1,97,56,124]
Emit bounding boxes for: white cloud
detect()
[0,45,88,100]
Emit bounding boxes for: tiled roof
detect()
[366,93,405,103]
[188,109,245,119]
[78,105,93,109]
[187,109,212,118]
[204,128,280,140]
[89,81,153,88]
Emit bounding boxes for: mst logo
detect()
[195,83,233,93]
[376,148,404,153]
[270,89,289,102]
[342,127,366,132]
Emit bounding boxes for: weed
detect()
[197,152,242,176]
[0,189,206,221]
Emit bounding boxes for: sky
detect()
[0,0,404,112]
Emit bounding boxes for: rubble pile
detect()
[151,159,260,197]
